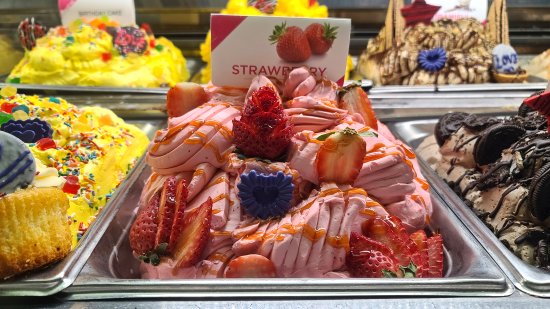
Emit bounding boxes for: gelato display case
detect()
[1,1,550,308]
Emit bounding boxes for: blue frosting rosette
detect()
[1,119,53,143]
[418,47,447,72]
[237,170,294,220]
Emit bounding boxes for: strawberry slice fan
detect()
[523,89,550,132]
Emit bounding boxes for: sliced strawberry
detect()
[349,232,395,258]
[426,233,444,278]
[347,233,400,278]
[361,216,417,266]
[172,197,213,268]
[224,254,277,278]
[129,191,161,256]
[339,84,378,130]
[155,176,178,249]
[316,127,366,184]
[409,230,429,278]
[166,82,209,118]
[168,179,189,251]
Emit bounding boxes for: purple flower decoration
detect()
[1,119,53,143]
[418,47,447,72]
[237,170,294,220]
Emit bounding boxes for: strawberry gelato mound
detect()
[130,67,442,279]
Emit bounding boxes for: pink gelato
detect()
[135,68,433,279]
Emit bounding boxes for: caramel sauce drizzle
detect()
[205,175,229,190]
[212,193,228,204]
[151,116,233,153]
[211,230,232,237]
[302,224,327,242]
[192,169,205,177]
[416,177,430,191]
[360,208,379,216]
[326,234,350,250]
[358,126,372,133]
[319,188,342,197]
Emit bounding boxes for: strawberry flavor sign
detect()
[211,14,351,87]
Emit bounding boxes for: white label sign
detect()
[58,0,136,26]
[211,14,351,88]
[427,0,488,22]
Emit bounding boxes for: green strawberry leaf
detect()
[149,253,161,266]
[382,269,398,278]
[359,131,378,138]
[399,261,418,278]
[156,242,168,255]
[316,131,336,141]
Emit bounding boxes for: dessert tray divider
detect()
[388,118,550,297]
[0,119,165,297]
[60,164,513,300]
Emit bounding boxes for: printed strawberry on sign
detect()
[211,14,351,88]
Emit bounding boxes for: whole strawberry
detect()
[232,85,293,160]
[305,23,338,55]
[269,22,311,63]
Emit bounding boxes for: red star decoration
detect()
[523,90,550,133]
[401,0,441,27]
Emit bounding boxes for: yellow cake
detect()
[7,19,189,88]
[0,187,71,279]
[0,88,150,247]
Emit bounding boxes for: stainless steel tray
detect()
[0,83,169,95]
[368,81,547,94]
[0,120,164,297]
[388,118,550,297]
[61,164,512,300]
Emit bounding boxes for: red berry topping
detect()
[1,103,17,113]
[62,175,80,195]
[36,137,56,150]
[149,38,155,48]
[346,215,445,278]
[101,52,112,62]
[232,86,293,160]
[141,23,153,35]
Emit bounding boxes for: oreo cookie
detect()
[473,124,525,165]
[461,114,500,131]
[434,112,469,146]
[518,102,535,117]
[529,162,550,221]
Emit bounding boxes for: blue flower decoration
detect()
[1,119,53,143]
[237,170,294,220]
[418,48,447,72]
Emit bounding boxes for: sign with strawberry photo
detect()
[211,14,351,88]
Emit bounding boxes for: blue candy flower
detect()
[0,119,53,143]
[418,48,447,72]
[237,170,294,220]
